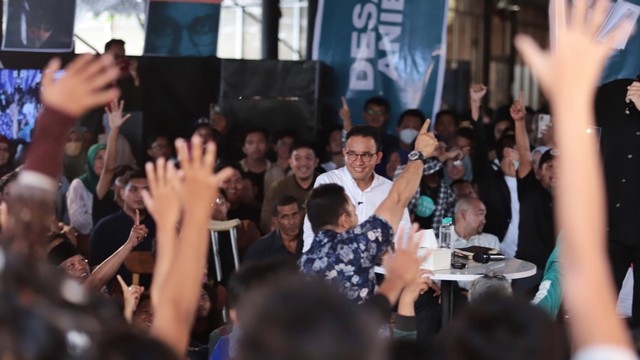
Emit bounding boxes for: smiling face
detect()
[290,147,318,182]
[462,199,487,236]
[540,159,556,191]
[59,255,91,283]
[343,136,380,184]
[221,168,243,205]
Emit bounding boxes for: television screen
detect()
[0,69,43,142]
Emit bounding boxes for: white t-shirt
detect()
[302,166,411,252]
[500,175,520,258]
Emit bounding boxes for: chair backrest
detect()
[124,251,155,285]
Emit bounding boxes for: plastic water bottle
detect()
[439,217,453,249]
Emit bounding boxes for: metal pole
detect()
[262,0,280,60]
[306,0,318,60]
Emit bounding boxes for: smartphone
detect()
[537,114,552,138]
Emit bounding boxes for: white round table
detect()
[375,258,537,326]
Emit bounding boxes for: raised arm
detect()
[146,137,233,355]
[469,84,492,179]
[515,0,633,352]
[22,55,120,187]
[339,96,353,132]
[96,99,130,200]
[375,120,438,233]
[83,222,146,292]
[512,91,532,178]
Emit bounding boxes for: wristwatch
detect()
[408,150,428,165]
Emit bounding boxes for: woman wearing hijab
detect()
[62,127,87,182]
[67,143,118,237]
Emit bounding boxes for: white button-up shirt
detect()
[302,166,411,252]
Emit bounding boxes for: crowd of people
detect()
[0,0,638,359]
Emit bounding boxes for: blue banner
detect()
[312,0,448,130]
[144,0,221,57]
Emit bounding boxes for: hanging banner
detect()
[312,0,449,129]
[2,0,75,52]
[144,0,222,57]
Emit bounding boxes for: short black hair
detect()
[456,127,474,142]
[104,39,125,53]
[236,274,381,360]
[345,125,382,152]
[145,134,171,150]
[271,195,300,217]
[290,141,318,159]
[306,184,349,233]
[435,110,460,127]
[495,134,516,162]
[243,127,269,144]
[227,258,299,308]
[272,129,297,143]
[538,149,556,170]
[122,170,147,187]
[398,109,426,127]
[364,96,390,113]
[450,179,472,189]
[435,295,566,360]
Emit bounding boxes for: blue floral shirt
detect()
[300,215,394,303]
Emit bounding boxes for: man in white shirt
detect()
[451,196,500,250]
[302,126,410,252]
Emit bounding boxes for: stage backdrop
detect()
[312,0,449,131]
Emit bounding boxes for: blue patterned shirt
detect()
[300,215,394,303]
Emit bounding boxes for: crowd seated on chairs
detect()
[1,1,640,359]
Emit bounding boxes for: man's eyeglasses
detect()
[345,151,377,162]
[366,109,386,116]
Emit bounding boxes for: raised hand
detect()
[142,157,182,227]
[105,99,131,129]
[127,224,148,247]
[510,90,526,122]
[40,54,120,117]
[383,223,426,287]
[339,96,353,131]
[514,0,632,102]
[414,119,438,158]
[627,81,640,108]
[174,136,234,211]
[469,84,487,103]
[117,274,144,323]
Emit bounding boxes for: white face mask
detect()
[64,141,83,157]
[399,128,419,145]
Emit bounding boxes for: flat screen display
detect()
[0,69,43,142]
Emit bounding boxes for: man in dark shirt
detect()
[245,196,302,263]
[596,77,640,321]
[90,170,155,286]
[513,95,556,296]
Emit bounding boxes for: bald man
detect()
[451,196,500,250]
